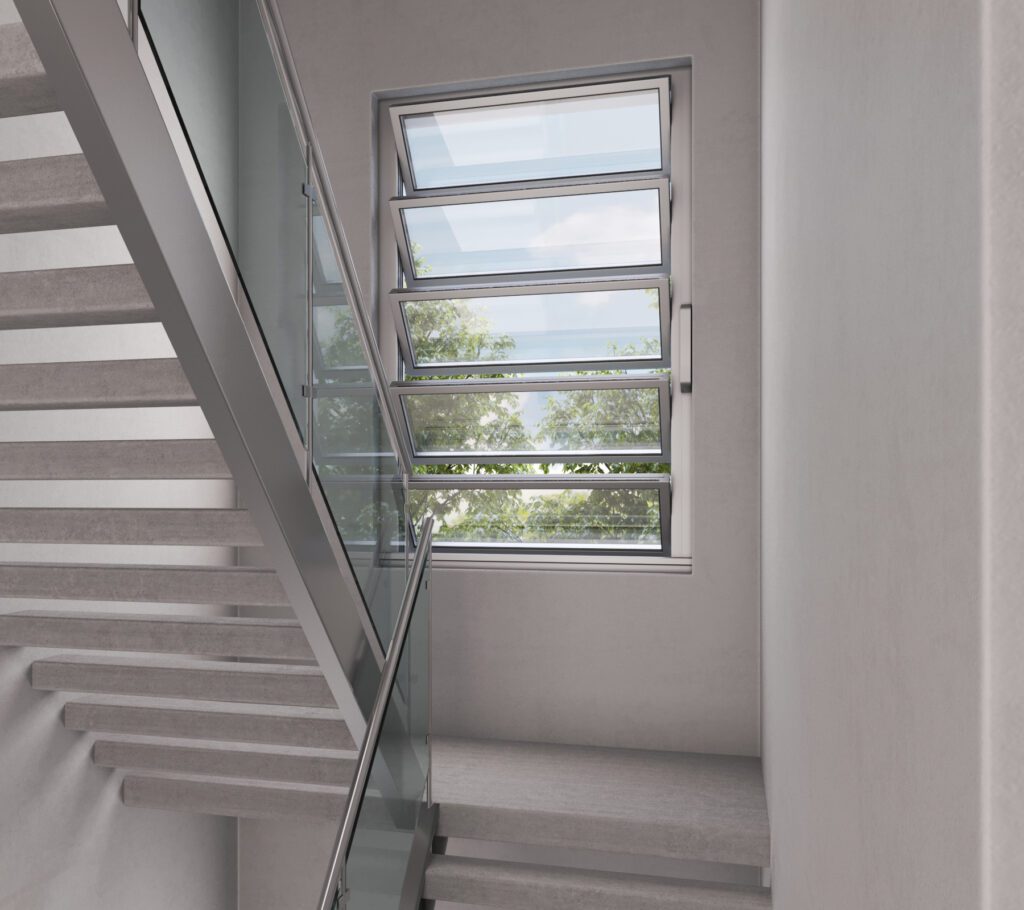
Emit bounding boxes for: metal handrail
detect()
[254,0,413,476]
[317,514,434,910]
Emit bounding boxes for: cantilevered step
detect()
[122,774,348,820]
[0,265,154,329]
[94,738,355,786]
[0,508,260,546]
[0,23,59,118]
[0,439,230,480]
[0,563,288,607]
[65,698,354,749]
[0,611,312,660]
[32,654,334,707]
[433,738,771,868]
[0,154,108,232]
[0,359,193,410]
[423,856,772,910]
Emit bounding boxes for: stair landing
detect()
[432,737,770,868]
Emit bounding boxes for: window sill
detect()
[431,551,692,574]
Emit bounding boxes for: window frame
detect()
[375,66,692,562]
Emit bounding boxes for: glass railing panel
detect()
[141,0,308,437]
[312,210,408,644]
[344,563,429,909]
[141,0,410,648]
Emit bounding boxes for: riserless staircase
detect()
[0,18,357,820]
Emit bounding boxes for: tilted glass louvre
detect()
[409,482,667,551]
[393,378,670,462]
[393,181,668,280]
[396,84,665,189]
[395,280,669,373]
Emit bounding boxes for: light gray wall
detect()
[986,0,1024,902]
[0,80,237,910]
[276,0,761,757]
[760,0,1010,906]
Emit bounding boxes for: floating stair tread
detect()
[64,697,354,749]
[423,856,771,910]
[0,23,59,118]
[32,653,334,707]
[0,358,194,410]
[0,610,312,659]
[94,737,355,786]
[0,562,288,606]
[0,154,109,233]
[433,737,770,867]
[0,265,154,329]
[122,774,348,820]
[0,439,230,480]
[0,507,261,546]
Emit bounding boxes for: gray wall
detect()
[986,0,1024,902]
[760,0,1021,905]
[0,43,237,910]
[277,0,761,757]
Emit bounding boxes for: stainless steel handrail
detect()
[317,515,434,910]
[255,0,413,476]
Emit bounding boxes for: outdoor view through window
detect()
[382,78,684,553]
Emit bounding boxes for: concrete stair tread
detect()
[0,610,312,659]
[63,696,354,748]
[0,358,194,410]
[0,439,230,479]
[32,652,334,707]
[0,562,288,606]
[94,737,355,786]
[433,737,770,867]
[0,154,109,232]
[0,23,59,118]
[0,507,261,546]
[423,855,772,910]
[0,264,155,329]
[122,773,349,820]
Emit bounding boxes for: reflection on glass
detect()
[401,88,662,189]
[401,386,663,458]
[344,558,430,909]
[402,188,662,278]
[409,486,662,550]
[402,286,662,369]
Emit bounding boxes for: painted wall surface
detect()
[762,0,993,906]
[0,36,237,909]
[986,0,1024,902]
[276,0,761,757]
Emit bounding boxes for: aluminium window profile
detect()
[408,472,671,555]
[389,76,671,194]
[390,374,672,465]
[389,177,672,290]
[391,277,672,377]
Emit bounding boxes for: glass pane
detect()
[141,0,308,436]
[345,560,430,910]
[400,385,664,459]
[410,485,663,550]
[402,188,663,279]
[311,211,406,644]
[402,286,663,369]
[401,88,662,189]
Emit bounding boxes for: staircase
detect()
[2,9,772,909]
[0,18,355,821]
